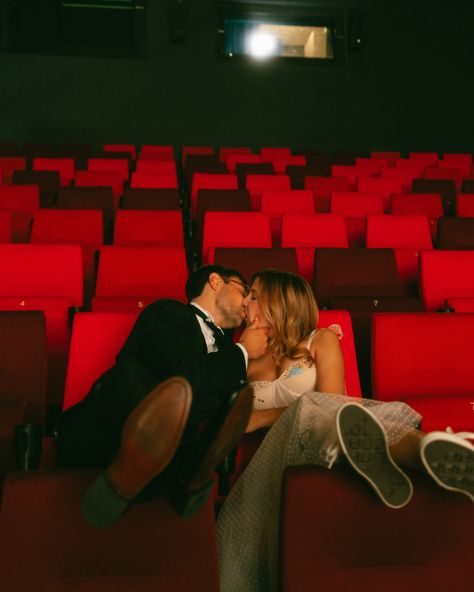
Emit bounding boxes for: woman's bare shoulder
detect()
[310,327,341,355]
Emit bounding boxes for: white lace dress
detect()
[216,331,422,592]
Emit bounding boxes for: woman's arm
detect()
[312,328,346,395]
[245,407,287,432]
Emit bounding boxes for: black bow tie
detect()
[190,305,228,347]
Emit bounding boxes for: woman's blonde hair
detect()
[250,269,319,364]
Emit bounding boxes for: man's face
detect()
[215,275,248,329]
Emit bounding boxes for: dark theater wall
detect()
[0,0,472,153]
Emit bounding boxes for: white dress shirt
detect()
[190,302,248,368]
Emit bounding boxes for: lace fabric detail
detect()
[217,391,422,592]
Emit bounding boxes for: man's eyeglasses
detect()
[225,278,249,297]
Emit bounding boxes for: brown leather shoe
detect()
[171,382,254,517]
[81,376,192,527]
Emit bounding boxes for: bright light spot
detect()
[246,31,279,59]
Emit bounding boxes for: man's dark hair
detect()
[186,265,246,301]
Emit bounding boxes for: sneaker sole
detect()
[336,403,413,509]
[421,438,474,502]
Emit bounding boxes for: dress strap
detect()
[306,329,317,351]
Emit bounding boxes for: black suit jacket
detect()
[111,299,247,423]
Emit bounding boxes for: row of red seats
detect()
[1,463,471,591]
[0,241,473,404]
[1,306,472,482]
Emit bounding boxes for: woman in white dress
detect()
[217,269,474,592]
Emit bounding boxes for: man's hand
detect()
[238,317,268,360]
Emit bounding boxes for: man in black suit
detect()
[54,264,268,526]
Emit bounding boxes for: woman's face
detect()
[243,278,269,328]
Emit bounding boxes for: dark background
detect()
[0,0,472,153]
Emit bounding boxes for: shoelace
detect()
[445,426,474,442]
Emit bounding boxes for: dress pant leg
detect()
[54,362,157,468]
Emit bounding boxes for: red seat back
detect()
[95,246,188,302]
[201,212,272,263]
[0,471,220,592]
[113,210,184,247]
[63,312,138,409]
[420,250,474,311]
[280,465,473,592]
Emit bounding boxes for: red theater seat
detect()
[412,179,456,216]
[273,155,306,174]
[88,157,130,182]
[437,217,474,250]
[331,165,372,186]
[0,156,26,183]
[0,244,83,405]
[74,170,124,207]
[259,147,292,163]
[201,211,272,264]
[313,248,402,308]
[135,160,176,175]
[380,166,418,191]
[56,186,115,236]
[372,312,474,431]
[63,311,138,410]
[113,210,184,247]
[280,465,473,592]
[0,310,47,425]
[219,146,252,162]
[33,157,75,186]
[12,170,59,208]
[93,246,188,310]
[260,189,314,244]
[103,143,136,159]
[196,189,251,239]
[357,177,404,210]
[191,173,238,218]
[140,145,175,159]
[0,184,40,242]
[456,193,474,217]
[366,214,432,296]
[30,209,104,308]
[420,250,474,311]
[214,247,299,285]
[245,174,291,210]
[424,166,464,191]
[370,150,401,165]
[0,471,220,592]
[226,153,261,173]
[389,193,443,241]
[330,192,384,247]
[130,171,178,189]
[280,213,348,281]
[0,311,47,485]
[0,210,12,243]
[355,157,386,175]
[408,151,439,166]
[121,188,181,210]
[181,146,214,164]
[304,176,354,212]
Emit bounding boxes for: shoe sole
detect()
[336,403,413,509]
[82,376,192,527]
[172,383,254,517]
[420,437,474,502]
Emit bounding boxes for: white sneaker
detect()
[336,403,413,509]
[419,429,474,502]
